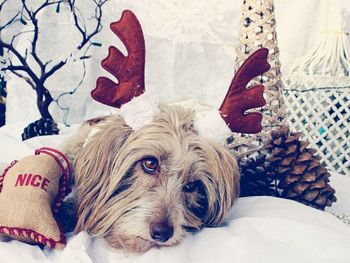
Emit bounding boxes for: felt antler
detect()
[220,48,271,134]
[91,10,145,108]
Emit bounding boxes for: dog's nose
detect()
[150,221,174,242]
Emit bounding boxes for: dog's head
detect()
[74,105,240,252]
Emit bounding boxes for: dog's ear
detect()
[63,116,109,161]
[203,145,240,227]
[74,115,133,233]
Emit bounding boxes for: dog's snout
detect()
[150,221,174,242]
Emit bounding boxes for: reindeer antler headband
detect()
[91,10,270,142]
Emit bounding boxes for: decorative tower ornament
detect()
[232,1,339,207]
[229,0,286,155]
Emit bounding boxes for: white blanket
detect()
[0,125,350,263]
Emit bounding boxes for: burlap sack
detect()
[0,147,71,249]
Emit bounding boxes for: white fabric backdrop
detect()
[2,0,350,125]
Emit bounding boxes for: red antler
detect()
[91,10,145,108]
[219,48,271,134]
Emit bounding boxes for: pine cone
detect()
[239,126,337,210]
[22,118,59,141]
[239,152,276,197]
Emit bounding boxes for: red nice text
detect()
[15,173,50,192]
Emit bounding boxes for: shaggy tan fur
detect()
[73,105,240,253]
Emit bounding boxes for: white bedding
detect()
[1,125,350,263]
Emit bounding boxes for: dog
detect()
[67,104,240,253]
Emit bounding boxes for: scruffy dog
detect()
[69,105,240,253]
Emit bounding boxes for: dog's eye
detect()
[183,180,200,193]
[141,156,158,174]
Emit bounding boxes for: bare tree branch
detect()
[1,0,108,123]
[0,0,9,11]
[69,3,87,39]
[4,65,28,72]
[20,0,65,77]
[10,29,34,46]
[42,59,66,82]
[9,70,36,89]
[67,0,109,49]
[2,59,36,89]
[0,40,40,84]
[22,0,46,75]
[21,0,34,22]
[24,48,28,60]
[44,59,53,67]
[37,85,53,119]
[0,11,20,31]
[34,0,63,16]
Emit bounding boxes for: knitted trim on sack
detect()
[0,160,18,193]
[0,226,66,249]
